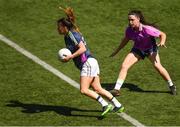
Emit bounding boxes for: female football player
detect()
[110,10,176,96]
[57,7,124,117]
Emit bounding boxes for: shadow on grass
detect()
[101,82,170,94]
[6,100,102,119]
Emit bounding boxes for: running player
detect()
[57,7,124,117]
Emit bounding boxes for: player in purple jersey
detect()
[57,7,124,117]
[110,10,176,96]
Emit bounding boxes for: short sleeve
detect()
[144,26,161,37]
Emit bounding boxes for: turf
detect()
[0,0,180,126]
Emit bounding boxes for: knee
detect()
[153,63,162,70]
[80,88,88,95]
[153,63,166,73]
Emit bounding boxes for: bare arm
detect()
[157,31,167,48]
[110,36,129,57]
[63,41,86,62]
[71,41,86,58]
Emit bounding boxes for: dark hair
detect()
[128,10,157,27]
[57,18,73,30]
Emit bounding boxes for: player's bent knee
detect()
[80,89,88,95]
[154,63,162,70]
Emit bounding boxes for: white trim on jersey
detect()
[68,31,78,45]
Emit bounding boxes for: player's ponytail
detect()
[59,7,80,33]
[63,7,75,23]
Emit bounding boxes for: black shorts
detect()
[131,46,158,59]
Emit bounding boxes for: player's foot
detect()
[101,104,113,117]
[169,85,177,95]
[110,89,120,96]
[113,106,125,113]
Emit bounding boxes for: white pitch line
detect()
[0,34,145,127]
[117,113,145,127]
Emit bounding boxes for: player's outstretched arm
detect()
[109,37,129,57]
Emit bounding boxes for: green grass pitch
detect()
[0,0,180,126]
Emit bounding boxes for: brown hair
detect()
[58,7,80,32]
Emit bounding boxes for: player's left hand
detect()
[157,43,167,48]
[62,54,73,62]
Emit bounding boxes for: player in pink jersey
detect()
[110,10,176,96]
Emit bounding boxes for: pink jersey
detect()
[125,24,161,51]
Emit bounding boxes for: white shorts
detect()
[81,58,100,77]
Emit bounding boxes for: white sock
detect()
[167,80,174,87]
[111,97,121,108]
[97,96,108,107]
[114,79,124,90]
